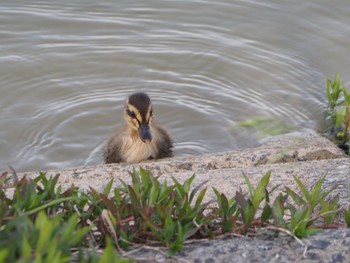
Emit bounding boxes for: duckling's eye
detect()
[127,109,136,119]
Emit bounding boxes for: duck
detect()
[104,92,173,163]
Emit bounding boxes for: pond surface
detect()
[1,1,350,172]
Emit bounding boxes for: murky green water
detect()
[1,1,349,172]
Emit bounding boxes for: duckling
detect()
[104,92,173,163]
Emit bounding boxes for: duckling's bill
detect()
[139,123,152,143]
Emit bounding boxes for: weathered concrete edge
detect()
[8,129,349,207]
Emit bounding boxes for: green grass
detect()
[1,167,349,262]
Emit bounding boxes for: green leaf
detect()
[148,180,159,205]
[168,223,184,255]
[189,179,208,204]
[310,175,326,209]
[343,88,350,104]
[25,196,82,216]
[61,214,79,243]
[290,205,315,236]
[320,196,338,224]
[293,176,310,201]
[252,171,271,209]
[228,199,238,215]
[244,205,256,226]
[243,173,255,198]
[35,212,54,254]
[335,107,346,128]
[213,187,221,203]
[235,191,255,225]
[0,249,9,263]
[140,168,152,196]
[284,186,305,206]
[272,193,287,227]
[222,218,234,233]
[171,177,186,199]
[194,187,207,211]
[113,188,123,205]
[22,235,32,260]
[99,238,132,263]
[292,206,310,223]
[295,227,320,238]
[332,74,341,101]
[45,239,60,263]
[326,77,332,104]
[261,204,272,222]
[68,226,91,246]
[159,181,168,198]
[158,181,175,204]
[220,193,230,214]
[344,209,350,227]
[130,168,141,196]
[163,215,175,241]
[62,215,90,246]
[265,188,270,203]
[175,222,184,244]
[183,174,196,193]
[104,179,114,196]
[127,186,141,211]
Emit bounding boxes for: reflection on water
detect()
[0,1,349,172]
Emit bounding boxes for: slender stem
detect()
[265,225,308,257]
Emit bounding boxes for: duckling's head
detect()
[124,92,153,143]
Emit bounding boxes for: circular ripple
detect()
[0,1,345,171]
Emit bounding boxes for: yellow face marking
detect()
[126,104,142,122]
[124,104,141,131]
[145,106,153,125]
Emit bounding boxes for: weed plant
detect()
[1,168,349,261]
[325,74,350,153]
[0,170,132,263]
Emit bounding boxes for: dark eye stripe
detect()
[127,109,137,119]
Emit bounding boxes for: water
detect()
[1,1,349,172]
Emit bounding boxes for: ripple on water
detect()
[0,0,340,172]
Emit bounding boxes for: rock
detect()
[125,229,350,263]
